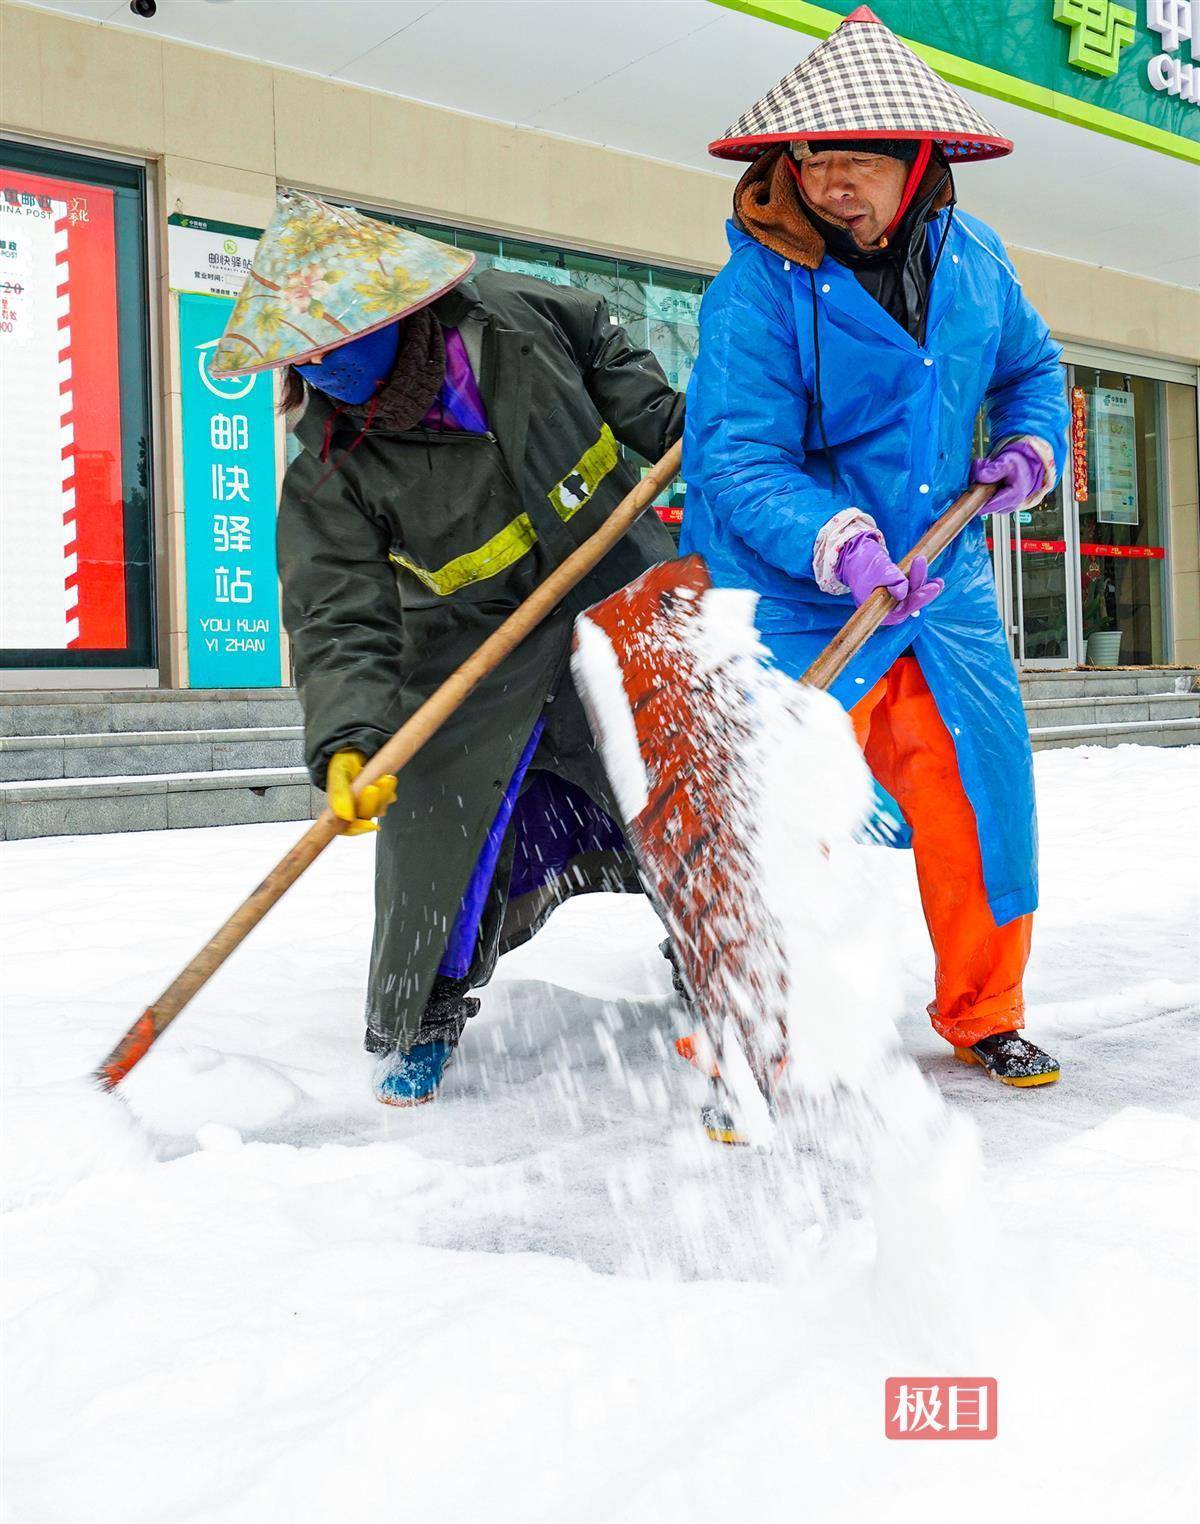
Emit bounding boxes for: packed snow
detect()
[2,743,1197,1523]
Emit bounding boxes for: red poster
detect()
[1070,386,1089,505]
[0,169,126,650]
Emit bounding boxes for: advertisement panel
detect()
[167,213,260,298]
[0,169,128,651]
[1090,387,1140,524]
[179,292,281,688]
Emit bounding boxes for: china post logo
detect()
[1052,0,1136,77]
[1053,0,1200,103]
[1145,0,1200,102]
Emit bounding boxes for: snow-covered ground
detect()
[2,744,1197,1524]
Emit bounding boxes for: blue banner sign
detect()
[179,292,281,688]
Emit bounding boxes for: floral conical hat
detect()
[710,6,1011,163]
[210,190,475,377]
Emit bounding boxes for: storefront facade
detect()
[1,0,1197,692]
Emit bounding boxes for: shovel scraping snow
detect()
[571,484,992,1121]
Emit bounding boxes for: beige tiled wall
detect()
[1011,252,1200,368]
[2,0,1199,682]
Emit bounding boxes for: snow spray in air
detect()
[574,570,990,1331]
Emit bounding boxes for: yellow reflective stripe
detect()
[547,424,620,522]
[388,512,537,596]
[386,424,620,598]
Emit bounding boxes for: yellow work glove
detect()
[326,748,398,837]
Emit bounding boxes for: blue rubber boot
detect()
[368,975,479,1107]
[373,1040,458,1107]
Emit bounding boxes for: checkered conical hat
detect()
[210,191,475,377]
[710,6,1011,163]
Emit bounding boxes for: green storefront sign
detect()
[708,1,1199,163]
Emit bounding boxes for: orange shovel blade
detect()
[572,556,788,1101]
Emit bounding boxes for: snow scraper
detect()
[570,483,992,1138]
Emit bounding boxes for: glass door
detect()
[988,361,1172,668]
[1007,470,1078,665]
[982,370,1079,667]
[1069,368,1168,666]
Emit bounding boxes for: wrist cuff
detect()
[814,509,882,595]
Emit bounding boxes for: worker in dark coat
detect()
[212,191,683,1104]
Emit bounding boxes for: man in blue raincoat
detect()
[682,7,1070,1087]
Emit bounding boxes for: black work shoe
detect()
[954,1030,1060,1087]
[700,1076,749,1146]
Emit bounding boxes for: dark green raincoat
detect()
[277,270,683,1049]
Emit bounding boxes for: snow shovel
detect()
[570,482,994,1121]
[93,441,684,1091]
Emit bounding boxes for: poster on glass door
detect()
[1089,388,1139,527]
[0,172,128,651]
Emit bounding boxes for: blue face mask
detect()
[295,320,401,404]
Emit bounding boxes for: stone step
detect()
[0,726,305,782]
[0,766,321,841]
[0,687,300,705]
[1021,692,1200,730]
[0,688,303,737]
[1028,717,1200,751]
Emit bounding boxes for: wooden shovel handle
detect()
[800,483,993,693]
[95,810,346,1089]
[94,441,682,1090]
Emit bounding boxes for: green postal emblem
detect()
[1053,0,1137,76]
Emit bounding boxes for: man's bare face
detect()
[798,151,908,248]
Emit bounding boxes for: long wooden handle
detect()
[800,483,992,692]
[94,440,683,1090]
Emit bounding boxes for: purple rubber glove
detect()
[836,533,944,626]
[970,438,1047,516]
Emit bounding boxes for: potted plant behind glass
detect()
[1081,558,1122,665]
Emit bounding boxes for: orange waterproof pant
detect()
[850,655,1032,1049]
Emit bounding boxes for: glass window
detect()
[1075,370,1166,665]
[562,251,621,307]
[451,229,501,261]
[492,234,570,285]
[0,140,155,670]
